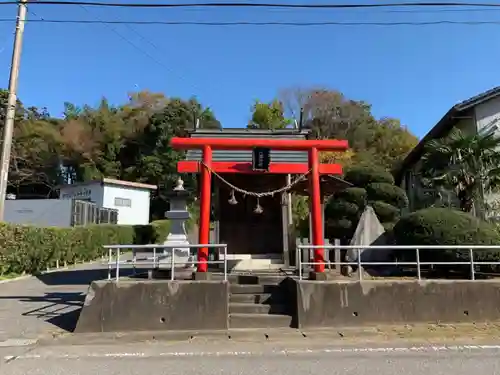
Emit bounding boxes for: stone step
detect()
[230,293,280,304]
[229,303,288,314]
[212,274,290,285]
[229,313,293,329]
[230,284,283,294]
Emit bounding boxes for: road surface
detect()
[2,340,500,375]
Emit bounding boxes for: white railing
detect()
[104,243,228,281]
[297,245,500,281]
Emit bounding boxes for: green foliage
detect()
[1,90,221,217]
[393,208,500,267]
[421,128,500,212]
[325,200,359,218]
[344,165,395,187]
[371,201,400,222]
[278,86,418,170]
[151,220,172,242]
[366,183,409,209]
[335,187,367,206]
[325,218,353,241]
[0,221,172,276]
[325,165,408,242]
[247,99,292,130]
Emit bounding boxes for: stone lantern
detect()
[158,177,194,271]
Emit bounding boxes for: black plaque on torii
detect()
[252,147,271,171]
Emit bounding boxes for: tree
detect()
[0,89,63,197]
[420,128,500,213]
[278,86,418,170]
[59,98,126,182]
[320,148,355,169]
[118,95,221,219]
[325,165,409,242]
[247,99,292,130]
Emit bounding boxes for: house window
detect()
[114,197,132,207]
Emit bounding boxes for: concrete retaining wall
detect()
[295,280,500,329]
[75,280,229,333]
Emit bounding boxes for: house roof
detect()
[58,178,157,191]
[394,86,500,184]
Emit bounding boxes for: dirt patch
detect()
[302,322,500,345]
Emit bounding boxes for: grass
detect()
[0,272,23,280]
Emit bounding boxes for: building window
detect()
[114,197,132,207]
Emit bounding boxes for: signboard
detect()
[252,147,271,171]
[61,187,92,200]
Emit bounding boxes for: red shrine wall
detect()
[217,175,284,255]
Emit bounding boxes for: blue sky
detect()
[1,1,500,139]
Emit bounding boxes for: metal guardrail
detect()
[104,243,228,281]
[297,245,500,281]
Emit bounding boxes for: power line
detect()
[3,18,500,26]
[77,4,171,70]
[2,1,500,9]
[77,4,203,94]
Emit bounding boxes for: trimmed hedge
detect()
[336,187,367,207]
[366,183,409,209]
[344,165,395,187]
[325,165,408,242]
[371,201,400,222]
[0,220,174,276]
[325,218,353,240]
[393,208,500,269]
[325,200,360,218]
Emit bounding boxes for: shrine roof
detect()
[188,128,311,138]
[185,128,311,164]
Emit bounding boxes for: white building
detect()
[58,178,157,225]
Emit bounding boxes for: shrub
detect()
[335,187,367,207]
[325,218,353,241]
[0,219,175,276]
[393,208,500,269]
[366,183,409,209]
[325,200,359,218]
[372,201,400,222]
[325,165,409,243]
[344,165,394,188]
[151,220,171,242]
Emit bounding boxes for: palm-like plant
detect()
[420,128,500,213]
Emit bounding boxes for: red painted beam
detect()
[178,161,343,175]
[171,137,348,151]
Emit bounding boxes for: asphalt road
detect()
[2,340,500,375]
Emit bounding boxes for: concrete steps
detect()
[229,313,293,329]
[229,302,288,314]
[228,277,293,329]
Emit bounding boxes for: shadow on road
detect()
[36,268,109,286]
[0,292,85,333]
[0,267,151,334]
[36,267,150,286]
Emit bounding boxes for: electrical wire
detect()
[76,5,204,101]
[77,4,170,70]
[2,1,500,9]
[2,18,500,26]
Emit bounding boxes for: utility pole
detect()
[0,0,28,221]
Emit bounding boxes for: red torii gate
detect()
[170,137,349,275]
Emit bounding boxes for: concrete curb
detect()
[38,323,500,347]
[0,259,105,284]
